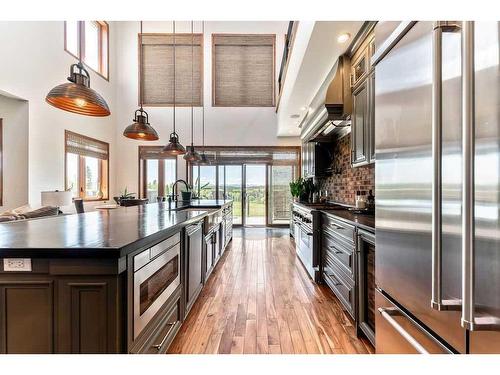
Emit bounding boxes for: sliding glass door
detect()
[268,165,295,225]
[224,166,243,225]
[244,164,267,226]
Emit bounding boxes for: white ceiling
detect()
[277,21,364,137]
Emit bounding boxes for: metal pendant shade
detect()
[46,62,110,117]
[163,20,186,156]
[123,21,159,141]
[163,132,186,155]
[198,152,210,165]
[184,145,202,162]
[123,109,159,140]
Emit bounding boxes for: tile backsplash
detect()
[316,133,375,205]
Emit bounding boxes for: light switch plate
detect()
[3,258,32,272]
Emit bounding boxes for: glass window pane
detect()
[225,165,242,225]
[270,165,294,224]
[164,159,176,197]
[67,153,79,198]
[84,156,100,198]
[191,166,199,197]
[218,166,225,199]
[146,159,159,202]
[84,21,100,71]
[65,21,79,57]
[199,166,216,199]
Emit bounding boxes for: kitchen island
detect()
[0,200,233,354]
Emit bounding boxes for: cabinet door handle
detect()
[328,274,342,286]
[330,223,344,230]
[152,322,175,351]
[328,245,343,255]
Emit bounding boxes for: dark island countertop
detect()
[0,202,221,259]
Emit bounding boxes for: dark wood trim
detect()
[211,33,276,108]
[275,22,299,112]
[63,21,109,81]
[138,32,204,108]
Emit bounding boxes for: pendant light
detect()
[198,21,211,165]
[184,21,202,162]
[46,23,110,117]
[162,21,186,156]
[123,21,159,140]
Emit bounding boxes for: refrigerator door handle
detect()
[431,21,462,312]
[461,21,500,332]
[378,307,429,354]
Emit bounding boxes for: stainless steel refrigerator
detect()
[374,21,500,353]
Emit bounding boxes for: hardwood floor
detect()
[168,227,374,354]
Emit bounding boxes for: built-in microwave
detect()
[133,234,181,339]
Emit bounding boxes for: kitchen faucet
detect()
[171,179,189,201]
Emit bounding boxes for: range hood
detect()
[301,55,352,141]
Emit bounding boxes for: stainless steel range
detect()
[292,203,320,281]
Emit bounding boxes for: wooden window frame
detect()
[64,21,109,81]
[138,33,204,107]
[138,146,178,199]
[211,33,277,108]
[64,130,110,201]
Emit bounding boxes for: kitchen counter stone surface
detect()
[0,202,224,258]
[293,201,375,231]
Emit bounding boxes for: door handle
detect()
[460,22,500,331]
[378,307,429,354]
[431,21,462,312]
[151,322,175,351]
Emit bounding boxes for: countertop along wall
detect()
[114,21,301,193]
[0,21,118,210]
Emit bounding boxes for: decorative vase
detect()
[181,191,192,202]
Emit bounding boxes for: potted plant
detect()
[290,178,305,202]
[114,187,135,205]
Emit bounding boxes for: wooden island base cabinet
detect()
[0,201,233,354]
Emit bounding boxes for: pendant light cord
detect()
[202,20,205,150]
[191,20,194,147]
[139,20,143,111]
[173,21,176,134]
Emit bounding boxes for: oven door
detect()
[133,243,181,339]
[298,223,314,277]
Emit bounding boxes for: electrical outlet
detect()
[3,258,32,272]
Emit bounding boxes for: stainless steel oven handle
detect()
[378,307,429,354]
[431,21,462,312]
[460,22,500,331]
[152,322,175,351]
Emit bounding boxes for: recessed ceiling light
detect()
[337,33,351,44]
[290,114,300,119]
[300,106,307,111]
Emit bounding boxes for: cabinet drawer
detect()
[143,299,181,354]
[322,214,355,244]
[323,231,355,278]
[323,258,355,318]
[150,233,181,259]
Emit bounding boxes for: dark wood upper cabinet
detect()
[350,32,375,167]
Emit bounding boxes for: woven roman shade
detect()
[139,146,177,160]
[193,147,299,165]
[140,34,203,106]
[212,34,275,107]
[65,130,109,160]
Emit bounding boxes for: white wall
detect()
[0,21,300,207]
[114,21,300,193]
[0,21,117,209]
[0,94,29,210]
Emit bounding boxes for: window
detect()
[0,119,3,206]
[139,146,177,202]
[64,21,109,79]
[140,34,203,106]
[212,34,276,107]
[65,130,109,200]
